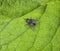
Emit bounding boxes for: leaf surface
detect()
[0,0,60,51]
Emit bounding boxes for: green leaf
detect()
[0,0,60,51]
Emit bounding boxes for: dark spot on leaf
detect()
[25,18,37,27]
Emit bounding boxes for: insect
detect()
[25,18,37,27]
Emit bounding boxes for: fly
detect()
[25,18,37,27]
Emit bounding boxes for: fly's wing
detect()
[30,17,40,30]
